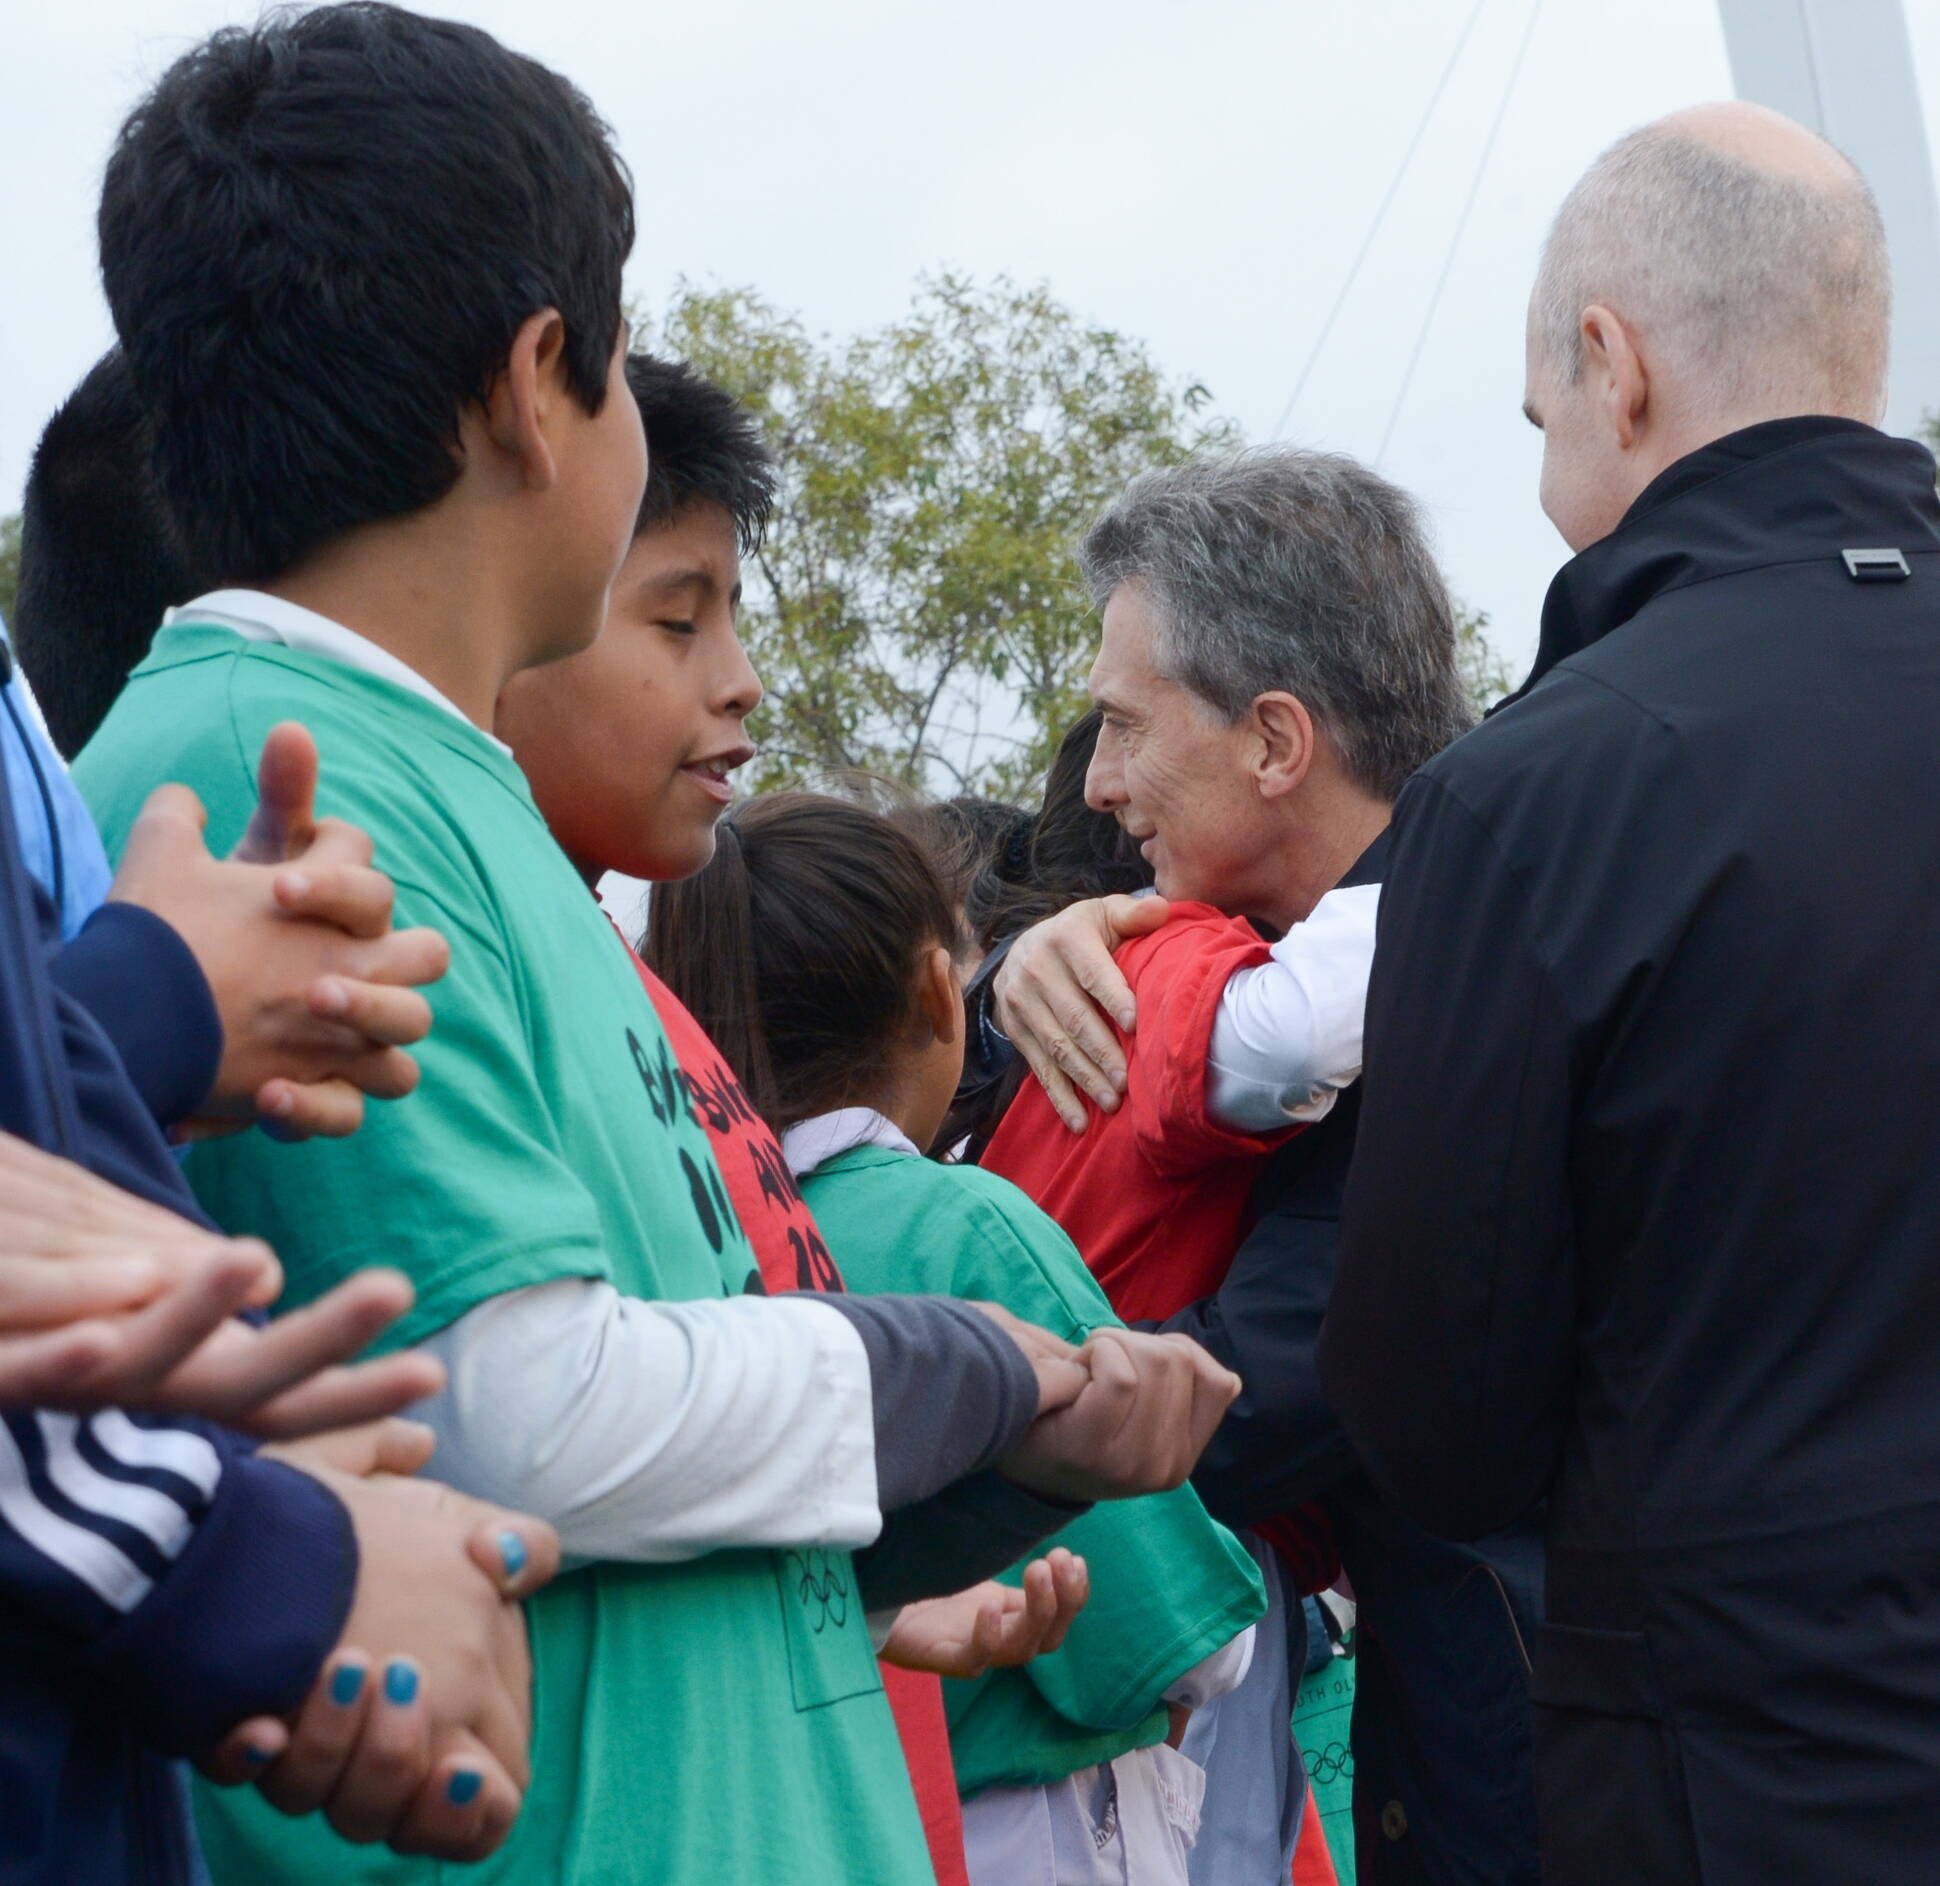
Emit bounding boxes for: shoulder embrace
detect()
[1115,903,1262,973]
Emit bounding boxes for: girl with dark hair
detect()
[930,710,1158,1158]
[648,791,1264,1886]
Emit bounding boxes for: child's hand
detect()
[111,723,449,1143]
[966,1300,1090,1412]
[202,1438,559,1862]
[880,1549,1089,1679]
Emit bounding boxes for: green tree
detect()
[1456,602,1514,711]
[0,278,1519,773]
[647,275,1240,796]
[0,514,19,628]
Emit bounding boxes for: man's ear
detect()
[483,308,569,492]
[916,944,963,1048]
[1579,304,1649,452]
[1252,692,1315,800]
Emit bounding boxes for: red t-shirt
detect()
[980,905,1340,1595]
[625,942,970,1886]
[981,903,1289,1324]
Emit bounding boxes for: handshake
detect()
[977,1301,1240,1502]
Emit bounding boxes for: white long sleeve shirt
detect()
[419,1281,880,1563]
[1203,882,1381,1133]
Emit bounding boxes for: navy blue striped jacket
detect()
[0,730,354,1885]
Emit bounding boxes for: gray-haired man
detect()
[980,446,1540,1886]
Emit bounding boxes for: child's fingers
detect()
[199,1716,290,1786]
[389,1733,523,1862]
[306,975,436,1051]
[1042,1550,1088,1655]
[1055,1550,1090,1612]
[0,1253,165,1330]
[56,1244,270,1408]
[465,1513,561,1600]
[255,1653,373,1818]
[323,1657,430,1846]
[965,1597,1008,1675]
[255,1076,363,1140]
[265,1416,437,1479]
[1018,1557,1060,1633]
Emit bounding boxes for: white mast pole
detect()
[1716,0,1940,440]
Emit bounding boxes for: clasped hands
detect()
[878,1310,1239,1681]
[108,719,450,1141]
[977,1301,1240,1501]
[0,1130,554,1862]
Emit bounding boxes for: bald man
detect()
[1321,104,1940,1883]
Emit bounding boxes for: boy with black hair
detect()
[512,352,1038,1886]
[502,353,777,883]
[78,10,1238,1882]
[13,349,193,761]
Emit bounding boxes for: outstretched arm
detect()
[417,1279,1240,1570]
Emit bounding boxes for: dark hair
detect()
[972,709,1154,954]
[644,794,961,1133]
[98,2,634,584]
[12,352,196,759]
[628,355,777,552]
[938,710,1156,1158]
[891,795,1033,939]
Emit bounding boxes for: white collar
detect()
[781,1108,921,1181]
[166,588,509,752]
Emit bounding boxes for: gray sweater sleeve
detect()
[852,1470,1086,1610]
[796,1292,1042,1509]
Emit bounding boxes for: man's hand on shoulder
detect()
[109,722,449,1140]
[993,894,1169,1132]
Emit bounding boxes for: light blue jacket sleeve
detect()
[0,616,113,939]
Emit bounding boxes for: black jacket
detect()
[1323,418,1940,1883]
[1158,837,1544,1886]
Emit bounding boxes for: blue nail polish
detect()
[244,1744,273,1766]
[446,1769,483,1807]
[328,1664,365,1707]
[383,1660,419,1706]
[497,1529,527,1582]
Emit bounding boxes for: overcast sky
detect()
[8,0,1940,674]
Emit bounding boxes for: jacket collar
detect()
[1502,417,1940,705]
[1339,827,1389,889]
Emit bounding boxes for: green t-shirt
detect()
[78,624,934,1886]
[799,1147,1266,1798]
